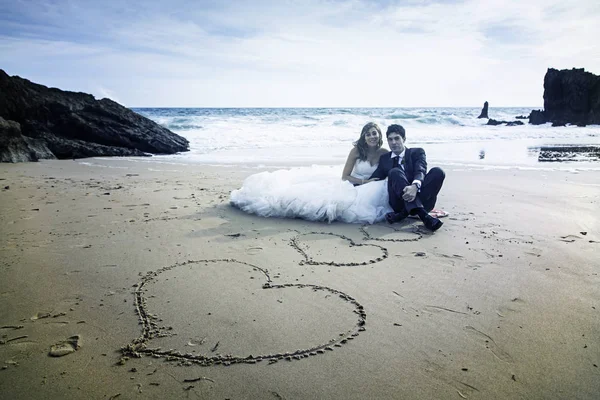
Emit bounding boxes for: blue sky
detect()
[1,0,598,107]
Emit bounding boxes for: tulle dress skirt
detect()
[230,165,392,224]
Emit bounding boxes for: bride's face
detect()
[364,128,380,148]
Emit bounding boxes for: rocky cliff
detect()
[0,70,189,162]
[529,68,600,126]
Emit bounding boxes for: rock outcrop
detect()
[528,68,600,126]
[477,101,489,118]
[0,117,54,162]
[528,110,546,125]
[0,69,189,162]
[486,119,524,126]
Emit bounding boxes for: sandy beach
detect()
[0,158,599,399]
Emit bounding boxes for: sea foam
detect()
[132,107,600,170]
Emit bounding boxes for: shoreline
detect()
[86,153,600,173]
[1,158,599,399]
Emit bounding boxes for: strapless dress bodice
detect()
[350,160,377,180]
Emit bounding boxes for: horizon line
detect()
[129,105,542,109]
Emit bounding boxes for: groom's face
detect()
[387,133,405,155]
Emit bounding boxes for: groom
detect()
[369,124,445,232]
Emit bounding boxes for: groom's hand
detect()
[402,184,418,202]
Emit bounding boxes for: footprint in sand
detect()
[496,297,526,318]
[245,246,263,255]
[49,335,81,357]
[464,326,513,363]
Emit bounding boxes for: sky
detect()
[0,0,598,107]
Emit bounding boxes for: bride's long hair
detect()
[354,122,383,161]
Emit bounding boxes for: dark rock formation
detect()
[0,69,189,162]
[528,110,546,125]
[528,68,600,126]
[477,101,488,118]
[1,117,54,162]
[536,145,600,162]
[486,119,524,126]
[515,115,528,119]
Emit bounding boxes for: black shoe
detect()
[423,215,443,232]
[385,210,408,224]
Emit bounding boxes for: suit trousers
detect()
[388,167,445,214]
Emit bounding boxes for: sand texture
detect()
[0,158,599,399]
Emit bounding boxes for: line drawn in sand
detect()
[464,326,513,363]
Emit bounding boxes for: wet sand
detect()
[0,158,599,399]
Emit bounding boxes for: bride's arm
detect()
[341,147,365,185]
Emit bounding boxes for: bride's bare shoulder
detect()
[378,148,389,156]
[347,146,359,157]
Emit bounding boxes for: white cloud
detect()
[0,0,598,106]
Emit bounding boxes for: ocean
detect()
[131,107,600,170]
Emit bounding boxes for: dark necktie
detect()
[392,156,399,168]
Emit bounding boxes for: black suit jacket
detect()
[369,148,427,182]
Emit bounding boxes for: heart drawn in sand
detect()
[290,231,388,267]
[121,259,366,366]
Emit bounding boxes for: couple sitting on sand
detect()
[230,122,445,231]
[341,123,445,231]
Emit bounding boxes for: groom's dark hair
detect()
[386,124,406,140]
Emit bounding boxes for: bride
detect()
[230,122,393,224]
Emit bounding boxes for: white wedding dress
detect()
[230,160,392,224]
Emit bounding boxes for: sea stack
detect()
[528,68,600,126]
[477,101,489,119]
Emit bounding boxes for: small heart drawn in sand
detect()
[290,231,388,267]
[360,225,422,243]
[121,259,366,366]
